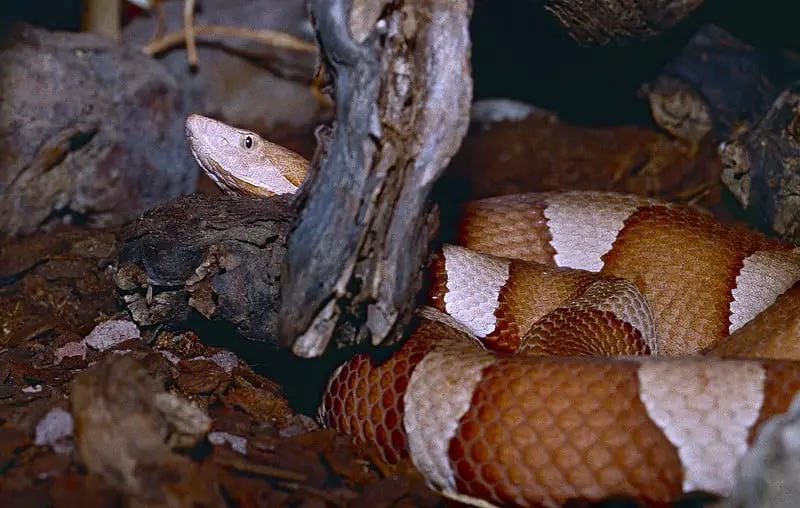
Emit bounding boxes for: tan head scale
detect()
[185,114,309,196]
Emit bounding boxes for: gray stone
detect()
[0,24,197,237]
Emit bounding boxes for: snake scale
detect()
[185,113,800,507]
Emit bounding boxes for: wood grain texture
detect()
[721,85,800,243]
[115,193,299,343]
[278,0,472,358]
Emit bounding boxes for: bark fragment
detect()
[720,84,800,242]
[115,193,297,344]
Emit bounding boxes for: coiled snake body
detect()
[186,114,800,507]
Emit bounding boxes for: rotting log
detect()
[115,193,298,344]
[641,24,777,144]
[277,0,473,358]
[720,83,800,243]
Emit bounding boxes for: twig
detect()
[149,0,165,44]
[223,459,308,482]
[183,0,198,66]
[141,3,325,107]
[679,182,712,207]
[142,23,318,57]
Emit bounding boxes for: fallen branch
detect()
[142,23,318,57]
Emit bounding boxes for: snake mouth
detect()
[232,176,276,196]
[204,158,275,197]
[283,172,302,187]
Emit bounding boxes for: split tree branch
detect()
[277,0,473,357]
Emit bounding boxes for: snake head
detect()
[185,114,308,197]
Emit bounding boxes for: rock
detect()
[34,408,74,455]
[718,392,800,508]
[208,431,248,454]
[0,23,197,237]
[84,319,142,352]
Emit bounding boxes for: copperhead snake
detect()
[185,113,800,507]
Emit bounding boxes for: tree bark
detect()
[115,193,298,344]
[277,0,473,358]
[720,84,800,243]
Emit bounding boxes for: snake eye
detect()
[244,136,253,149]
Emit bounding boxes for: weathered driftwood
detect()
[720,84,800,243]
[114,193,297,344]
[277,0,472,357]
